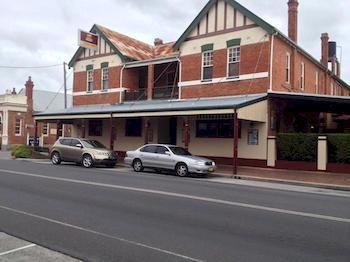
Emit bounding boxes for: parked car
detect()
[50,138,117,168]
[125,144,216,177]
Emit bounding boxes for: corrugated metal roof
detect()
[34,93,267,117]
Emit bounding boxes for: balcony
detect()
[124,89,147,102]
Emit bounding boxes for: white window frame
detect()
[15,118,22,136]
[286,53,291,84]
[101,67,109,91]
[300,62,305,90]
[43,123,49,137]
[87,69,94,92]
[201,50,214,81]
[315,71,319,94]
[227,46,241,78]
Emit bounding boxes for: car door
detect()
[155,146,175,170]
[139,145,157,167]
[67,139,84,162]
[58,139,72,161]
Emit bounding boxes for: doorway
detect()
[157,117,177,145]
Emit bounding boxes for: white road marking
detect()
[0,244,36,256]
[0,168,350,223]
[0,205,203,262]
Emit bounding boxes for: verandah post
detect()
[110,117,116,151]
[233,109,238,176]
[184,117,190,150]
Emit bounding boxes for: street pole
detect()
[63,62,67,109]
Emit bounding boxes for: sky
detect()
[0,0,349,94]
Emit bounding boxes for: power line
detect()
[0,64,62,69]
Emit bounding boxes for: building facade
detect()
[0,77,71,150]
[35,0,349,172]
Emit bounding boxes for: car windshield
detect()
[169,146,191,156]
[81,140,106,149]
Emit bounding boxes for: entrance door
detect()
[157,117,177,145]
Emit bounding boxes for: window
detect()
[87,69,94,92]
[156,146,169,155]
[202,51,213,81]
[140,145,157,153]
[196,119,240,138]
[88,120,103,136]
[300,62,305,90]
[315,71,319,94]
[125,118,142,137]
[43,123,49,136]
[15,118,22,136]
[227,46,241,78]
[101,67,109,91]
[286,53,291,84]
[59,139,72,146]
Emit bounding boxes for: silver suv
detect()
[125,144,216,177]
[50,138,117,168]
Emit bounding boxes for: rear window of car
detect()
[140,145,157,153]
[60,139,72,146]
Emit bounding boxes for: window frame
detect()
[88,120,103,137]
[227,46,241,79]
[125,118,142,137]
[196,119,241,139]
[300,62,305,90]
[87,69,94,92]
[42,123,49,136]
[315,71,319,94]
[15,118,22,136]
[101,67,109,91]
[286,53,291,84]
[201,50,214,81]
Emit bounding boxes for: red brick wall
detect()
[123,68,139,91]
[7,111,26,145]
[73,71,87,92]
[272,37,349,96]
[181,78,269,99]
[73,92,120,106]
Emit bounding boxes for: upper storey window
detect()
[227,46,241,78]
[86,65,94,92]
[286,53,291,84]
[101,62,109,91]
[300,62,305,91]
[201,44,214,81]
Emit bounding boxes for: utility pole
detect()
[63,62,67,109]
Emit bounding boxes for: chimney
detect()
[321,33,329,67]
[288,0,299,43]
[25,76,34,112]
[154,38,164,46]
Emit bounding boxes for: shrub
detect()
[328,134,350,164]
[277,133,318,162]
[11,145,32,159]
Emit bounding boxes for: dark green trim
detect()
[86,65,93,71]
[227,38,241,47]
[201,44,214,52]
[101,62,109,68]
[68,24,127,68]
[173,0,276,51]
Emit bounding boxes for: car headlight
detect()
[195,161,206,166]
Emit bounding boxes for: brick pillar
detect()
[232,110,239,175]
[267,136,277,167]
[318,136,327,171]
[288,0,299,43]
[321,33,329,67]
[147,64,154,100]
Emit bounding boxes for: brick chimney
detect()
[25,76,34,112]
[288,0,299,43]
[321,33,329,67]
[154,38,164,46]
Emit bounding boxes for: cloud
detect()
[0,0,349,95]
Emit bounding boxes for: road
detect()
[0,159,349,262]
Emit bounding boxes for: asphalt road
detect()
[0,159,349,262]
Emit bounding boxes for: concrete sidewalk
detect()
[215,165,350,191]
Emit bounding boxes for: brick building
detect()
[35,0,349,172]
[0,77,71,150]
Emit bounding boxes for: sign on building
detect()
[78,30,99,51]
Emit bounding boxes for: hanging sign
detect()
[78,30,99,51]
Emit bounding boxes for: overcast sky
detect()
[0,0,349,94]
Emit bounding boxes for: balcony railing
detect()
[124,89,147,102]
[124,85,179,102]
[153,85,179,100]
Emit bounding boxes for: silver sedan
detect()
[125,144,216,177]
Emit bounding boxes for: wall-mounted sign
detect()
[248,129,259,145]
[78,30,99,51]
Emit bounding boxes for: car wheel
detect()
[133,159,144,172]
[176,163,188,177]
[51,152,61,165]
[82,154,93,168]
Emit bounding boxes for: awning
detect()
[33,93,267,121]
